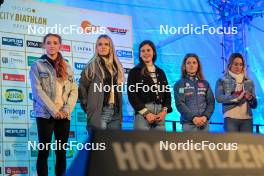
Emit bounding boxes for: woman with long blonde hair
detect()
[79,34,124,129]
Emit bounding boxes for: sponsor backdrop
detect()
[0,0,133,175]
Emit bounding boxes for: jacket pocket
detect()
[39,72,50,92]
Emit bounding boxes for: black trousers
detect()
[36,117,70,176]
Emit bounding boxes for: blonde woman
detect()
[79,34,124,129]
[216,53,257,132]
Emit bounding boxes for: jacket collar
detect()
[38,54,74,77]
[134,63,162,72]
[224,71,249,81]
[184,74,198,81]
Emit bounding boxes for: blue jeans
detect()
[182,123,209,132]
[134,102,165,130]
[224,117,252,133]
[100,105,121,129]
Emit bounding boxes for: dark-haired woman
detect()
[174,53,215,132]
[215,53,257,132]
[30,33,78,176]
[127,40,172,130]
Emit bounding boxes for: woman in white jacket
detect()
[29,33,78,176]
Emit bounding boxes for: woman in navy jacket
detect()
[174,53,215,132]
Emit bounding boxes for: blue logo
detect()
[116,50,132,58]
[30,110,35,119]
[74,62,86,70]
[5,128,27,137]
[29,93,33,101]
[3,108,26,116]
[2,37,23,47]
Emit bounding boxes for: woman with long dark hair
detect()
[215,53,257,132]
[127,40,172,130]
[174,53,215,132]
[30,33,78,176]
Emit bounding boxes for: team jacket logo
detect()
[4,89,24,102]
[107,27,128,35]
[3,73,25,82]
[2,37,23,47]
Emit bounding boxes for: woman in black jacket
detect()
[127,40,172,130]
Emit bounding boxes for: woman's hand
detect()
[145,113,159,123]
[192,116,207,127]
[156,111,167,122]
[244,91,253,101]
[54,111,63,119]
[54,111,68,119]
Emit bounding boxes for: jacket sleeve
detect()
[174,81,196,120]
[127,69,146,112]
[29,62,58,117]
[78,68,91,113]
[161,70,172,113]
[62,75,78,115]
[215,78,240,104]
[202,82,215,119]
[248,81,257,109]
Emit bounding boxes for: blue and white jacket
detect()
[174,75,215,124]
[29,54,78,119]
[215,72,257,116]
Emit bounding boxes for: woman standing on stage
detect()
[79,34,124,129]
[127,40,172,130]
[215,53,257,132]
[174,53,215,132]
[30,33,78,176]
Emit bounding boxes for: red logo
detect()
[61,44,71,52]
[69,131,75,138]
[3,73,25,82]
[5,167,28,174]
[197,82,205,88]
[80,20,101,33]
[107,27,128,35]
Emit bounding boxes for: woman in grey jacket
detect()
[215,53,257,132]
[29,33,78,176]
[78,35,124,129]
[174,53,215,132]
